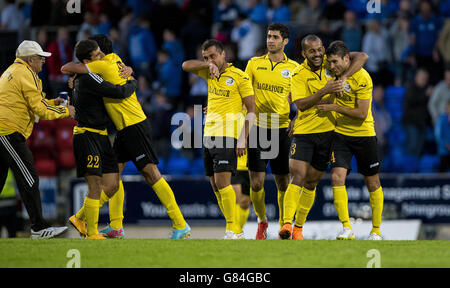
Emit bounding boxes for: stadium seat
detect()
[55,127,73,150]
[55,118,77,128]
[190,157,204,176]
[35,159,57,176]
[419,155,440,173]
[122,161,140,175]
[166,156,190,176]
[57,149,75,169]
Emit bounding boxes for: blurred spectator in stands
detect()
[434,100,450,172]
[46,26,73,97]
[181,11,211,61]
[76,11,96,42]
[403,68,433,157]
[85,0,109,23]
[212,0,240,40]
[337,10,362,52]
[118,6,135,60]
[440,0,450,18]
[187,46,208,107]
[162,28,185,67]
[428,69,450,124]
[94,12,111,35]
[268,0,291,24]
[397,0,414,20]
[362,18,392,86]
[372,86,392,160]
[344,0,367,20]
[246,0,268,25]
[409,0,443,84]
[1,0,25,30]
[36,28,51,96]
[156,49,183,110]
[136,75,152,115]
[365,0,395,23]
[316,18,336,50]
[322,0,346,21]
[389,13,412,86]
[295,0,322,28]
[181,105,203,160]
[231,13,262,70]
[149,91,172,160]
[126,0,152,19]
[439,19,450,70]
[128,16,157,81]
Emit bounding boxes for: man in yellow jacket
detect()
[0,40,75,238]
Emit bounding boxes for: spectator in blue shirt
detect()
[435,100,450,172]
[247,0,268,25]
[441,0,450,18]
[338,10,362,52]
[409,0,443,83]
[162,28,185,67]
[269,0,290,23]
[156,49,183,109]
[128,16,157,81]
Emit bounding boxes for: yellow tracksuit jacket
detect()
[0,58,69,139]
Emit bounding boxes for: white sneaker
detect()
[368,233,382,240]
[224,230,238,240]
[336,227,355,240]
[31,226,68,239]
[235,232,245,239]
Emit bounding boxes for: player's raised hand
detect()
[208,62,220,79]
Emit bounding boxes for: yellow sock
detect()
[333,186,352,229]
[109,180,124,230]
[214,191,224,215]
[277,190,285,229]
[294,187,316,227]
[152,177,186,229]
[283,184,301,224]
[250,187,266,221]
[84,197,100,236]
[218,185,238,233]
[75,190,110,222]
[369,186,383,235]
[236,204,249,232]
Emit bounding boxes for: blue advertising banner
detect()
[70,174,450,224]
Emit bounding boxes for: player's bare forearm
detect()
[294,90,326,112]
[343,52,369,80]
[181,60,209,73]
[61,62,89,75]
[318,100,368,120]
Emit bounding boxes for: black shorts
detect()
[290,131,334,172]
[247,126,291,175]
[231,170,250,196]
[113,119,159,171]
[203,137,237,177]
[73,131,119,178]
[330,132,381,176]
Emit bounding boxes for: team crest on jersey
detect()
[344,82,351,92]
[281,69,291,78]
[325,69,332,78]
[226,77,235,86]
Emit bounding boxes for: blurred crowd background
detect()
[0,0,449,177]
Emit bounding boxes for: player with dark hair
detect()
[317,40,384,240]
[62,35,191,239]
[279,35,369,240]
[244,23,299,239]
[182,39,256,239]
[70,39,137,239]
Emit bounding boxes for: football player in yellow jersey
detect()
[317,41,384,240]
[244,23,299,239]
[182,39,256,239]
[279,35,369,240]
[61,35,190,239]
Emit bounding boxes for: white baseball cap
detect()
[16,40,52,57]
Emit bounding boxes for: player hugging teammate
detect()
[184,23,384,240]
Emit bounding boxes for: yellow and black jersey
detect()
[245,53,299,129]
[85,53,147,131]
[291,58,335,135]
[0,58,69,139]
[334,68,375,137]
[195,63,254,139]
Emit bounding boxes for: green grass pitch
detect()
[1,239,449,268]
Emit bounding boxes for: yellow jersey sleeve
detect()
[244,59,254,83]
[290,68,308,102]
[237,71,254,99]
[86,60,110,75]
[355,72,373,100]
[194,69,210,81]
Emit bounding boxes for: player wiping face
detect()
[202,45,226,79]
